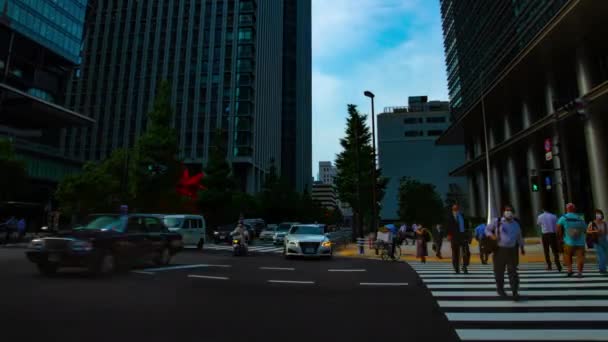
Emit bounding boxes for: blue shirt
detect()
[557,213,586,247]
[475,224,486,240]
[453,212,465,233]
[485,217,523,248]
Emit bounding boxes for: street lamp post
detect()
[364,91,378,234]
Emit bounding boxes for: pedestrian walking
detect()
[446,204,470,274]
[557,203,587,278]
[415,224,429,263]
[587,209,607,274]
[432,224,445,258]
[485,205,525,301]
[17,218,26,242]
[399,223,407,246]
[537,208,562,271]
[3,216,16,244]
[475,222,489,264]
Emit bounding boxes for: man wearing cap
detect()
[557,203,587,277]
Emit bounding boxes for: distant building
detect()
[377,96,466,221]
[318,161,336,185]
[311,182,336,209]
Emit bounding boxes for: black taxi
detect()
[26,214,183,276]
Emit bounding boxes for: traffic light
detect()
[530,175,540,192]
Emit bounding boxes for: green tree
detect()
[0,138,28,202]
[397,177,444,228]
[198,129,238,228]
[130,80,182,212]
[335,104,388,239]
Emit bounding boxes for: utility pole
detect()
[364,91,378,234]
[354,120,363,239]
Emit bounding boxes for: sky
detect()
[311,0,449,178]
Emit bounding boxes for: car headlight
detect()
[28,239,45,250]
[321,241,331,248]
[70,240,93,252]
[213,231,219,235]
[288,240,297,245]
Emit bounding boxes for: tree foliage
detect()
[0,138,28,202]
[397,177,444,227]
[335,104,388,237]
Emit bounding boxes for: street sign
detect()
[544,138,552,152]
[545,151,553,161]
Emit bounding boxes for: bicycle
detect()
[377,241,402,261]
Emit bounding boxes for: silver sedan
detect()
[283,224,332,259]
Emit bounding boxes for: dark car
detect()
[25,214,183,276]
[212,223,255,244]
[242,218,266,237]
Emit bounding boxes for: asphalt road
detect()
[0,247,459,342]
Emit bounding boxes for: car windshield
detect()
[163,217,183,228]
[290,225,324,235]
[75,216,121,230]
[277,223,292,231]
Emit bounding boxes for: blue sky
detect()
[311,0,449,177]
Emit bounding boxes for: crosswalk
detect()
[185,242,283,254]
[409,262,608,341]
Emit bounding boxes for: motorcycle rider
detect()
[231,223,249,250]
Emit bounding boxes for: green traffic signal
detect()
[530,175,540,192]
[532,184,539,192]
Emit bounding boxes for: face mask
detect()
[597,214,604,220]
[504,211,514,219]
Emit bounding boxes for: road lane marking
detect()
[328,269,366,272]
[359,282,409,286]
[143,264,231,272]
[438,300,608,308]
[267,280,315,284]
[131,271,155,275]
[259,267,295,271]
[188,275,229,280]
[456,329,608,341]
[416,270,586,274]
[447,312,608,322]
[423,278,608,283]
[427,282,608,289]
[432,289,608,297]
[419,273,605,278]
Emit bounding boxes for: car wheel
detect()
[155,247,171,266]
[37,263,57,276]
[197,239,204,250]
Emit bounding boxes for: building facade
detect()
[378,96,466,221]
[0,0,92,201]
[311,182,336,209]
[62,0,311,193]
[318,161,336,185]
[438,0,608,230]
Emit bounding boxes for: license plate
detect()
[48,253,60,262]
[305,248,315,254]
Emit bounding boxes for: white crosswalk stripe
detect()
[201,243,283,254]
[409,262,608,341]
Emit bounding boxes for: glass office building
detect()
[63,0,311,193]
[438,0,608,229]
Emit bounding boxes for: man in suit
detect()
[446,204,471,274]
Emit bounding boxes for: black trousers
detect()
[542,232,561,269]
[493,246,520,293]
[435,239,443,256]
[451,234,470,270]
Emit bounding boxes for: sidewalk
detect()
[336,238,598,264]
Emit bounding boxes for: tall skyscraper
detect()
[63,0,311,193]
[0,0,91,194]
[438,0,608,228]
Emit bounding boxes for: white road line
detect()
[416,270,583,274]
[456,329,608,341]
[424,278,608,283]
[143,264,231,272]
[259,267,295,271]
[131,271,155,275]
[432,289,608,297]
[420,273,604,278]
[188,275,229,280]
[447,312,608,322]
[268,280,315,284]
[438,299,608,308]
[427,282,608,289]
[328,269,367,272]
[359,282,409,286]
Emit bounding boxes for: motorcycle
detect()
[232,237,248,256]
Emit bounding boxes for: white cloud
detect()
[311,2,448,177]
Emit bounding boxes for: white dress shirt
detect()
[537,211,557,234]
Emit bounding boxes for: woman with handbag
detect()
[587,209,608,274]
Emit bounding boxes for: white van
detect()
[162,215,206,249]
